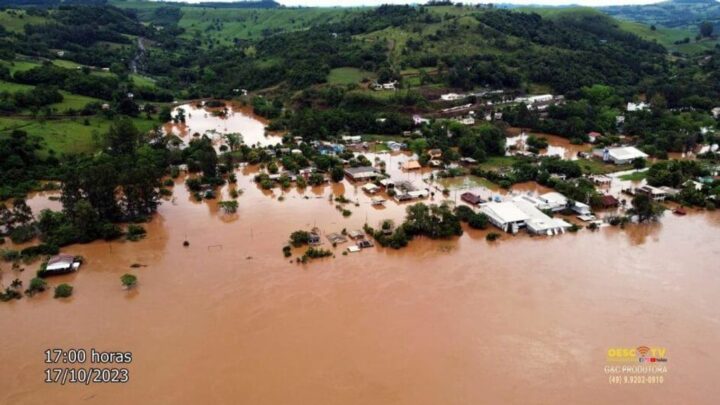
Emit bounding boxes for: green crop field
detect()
[327,67,374,85]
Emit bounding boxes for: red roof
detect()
[600,195,619,207]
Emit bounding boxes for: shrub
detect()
[282,245,292,257]
[10,225,37,244]
[218,200,239,213]
[486,232,501,242]
[25,277,48,296]
[185,177,202,191]
[54,283,73,298]
[120,274,138,289]
[303,247,333,260]
[100,223,123,240]
[126,225,146,241]
[0,287,22,301]
[467,213,488,229]
[289,230,311,247]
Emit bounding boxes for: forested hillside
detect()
[0,2,718,170]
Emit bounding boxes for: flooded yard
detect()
[505,128,592,160]
[2,113,720,405]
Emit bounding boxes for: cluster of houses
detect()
[513,94,563,111]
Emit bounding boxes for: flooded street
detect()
[2,114,720,404]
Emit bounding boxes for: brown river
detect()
[2,110,720,404]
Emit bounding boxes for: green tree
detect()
[106,117,140,156]
[121,274,138,289]
[631,194,664,222]
[700,21,714,38]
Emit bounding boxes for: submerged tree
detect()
[630,194,664,222]
[121,274,138,289]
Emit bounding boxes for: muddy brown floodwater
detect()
[2,120,720,404]
[163,101,283,149]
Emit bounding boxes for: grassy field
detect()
[53,92,102,112]
[0,116,159,156]
[517,6,719,55]
[327,67,373,85]
[0,80,101,112]
[130,73,156,88]
[579,159,631,175]
[617,20,720,54]
[478,156,518,170]
[0,9,47,33]
[619,171,648,181]
[0,80,34,92]
[177,7,354,45]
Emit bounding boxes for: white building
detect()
[595,146,648,165]
[441,93,465,101]
[362,183,380,194]
[512,197,572,235]
[572,201,592,215]
[627,102,650,112]
[636,185,667,201]
[712,107,720,119]
[538,192,569,212]
[515,94,553,104]
[481,202,530,234]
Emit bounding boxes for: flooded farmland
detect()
[163,101,283,149]
[2,112,720,405]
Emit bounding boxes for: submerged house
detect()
[41,254,82,276]
[362,183,380,194]
[636,185,667,201]
[461,192,484,205]
[344,166,379,182]
[401,160,421,171]
[595,146,648,165]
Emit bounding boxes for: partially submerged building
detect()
[481,202,530,234]
[42,254,82,276]
[512,197,572,235]
[595,146,648,165]
[461,192,484,205]
[636,185,667,201]
[344,166,379,182]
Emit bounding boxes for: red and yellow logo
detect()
[607,346,668,363]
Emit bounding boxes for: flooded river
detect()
[2,115,720,404]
